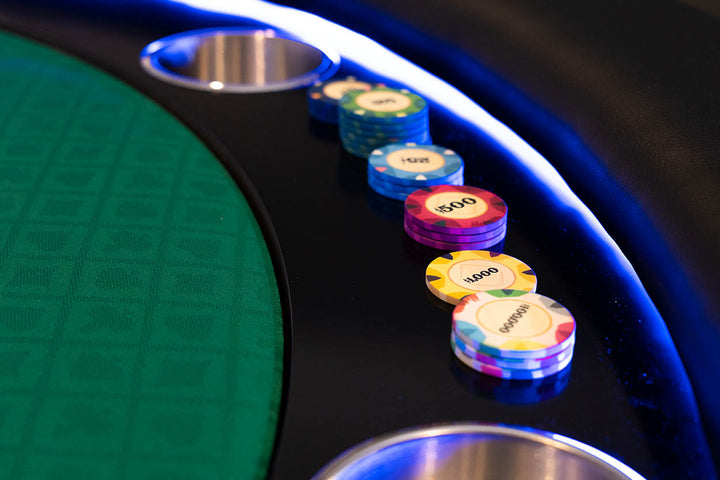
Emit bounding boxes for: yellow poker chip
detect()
[425,250,537,305]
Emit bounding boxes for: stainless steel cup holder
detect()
[140,27,339,93]
[312,423,646,480]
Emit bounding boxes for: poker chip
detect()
[405,184,508,234]
[452,289,576,360]
[405,222,506,250]
[307,77,374,123]
[342,119,429,136]
[342,129,429,144]
[405,219,504,243]
[370,167,464,191]
[339,87,427,122]
[367,143,466,201]
[370,168,464,192]
[450,289,575,381]
[451,330,573,370]
[369,143,464,186]
[452,338,573,380]
[403,184,508,249]
[338,86,431,158]
[425,250,537,305]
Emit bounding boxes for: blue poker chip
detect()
[341,133,432,153]
[340,123,430,140]
[368,167,464,191]
[368,143,464,186]
[368,164,464,189]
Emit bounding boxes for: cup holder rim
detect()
[139,26,340,93]
[311,422,646,480]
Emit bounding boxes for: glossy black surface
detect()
[0,1,716,479]
[277,0,720,464]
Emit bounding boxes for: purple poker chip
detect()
[404,221,506,250]
[404,209,507,236]
[404,218,506,243]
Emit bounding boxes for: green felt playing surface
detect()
[0,30,284,479]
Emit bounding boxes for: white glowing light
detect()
[209,80,224,90]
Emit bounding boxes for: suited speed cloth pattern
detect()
[0,30,283,479]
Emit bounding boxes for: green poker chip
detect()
[339,121,429,139]
[338,114,429,132]
[339,87,427,123]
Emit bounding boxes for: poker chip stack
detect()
[404,184,507,250]
[451,289,576,380]
[367,143,464,201]
[339,86,431,158]
[307,77,374,124]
